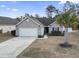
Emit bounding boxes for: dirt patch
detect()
[0,33,14,43]
[17,31,79,58]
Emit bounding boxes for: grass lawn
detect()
[17,31,79,58]
[0,33,14,43]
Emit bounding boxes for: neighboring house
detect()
[0,25,15,33]
[16,15,65,37]
[0,16,19,33]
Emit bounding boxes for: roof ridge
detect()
[16,15,44,26]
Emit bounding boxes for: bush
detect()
[0,29,2,33]
[48,31,64,36]
[38,35,44,38]
[77,24,79,30]
[11,30,16,36]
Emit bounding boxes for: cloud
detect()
[0,5,6,7]
[59,1,66,4]
[12,9,19,11]
[59,0,79,4]
[6,8,19,12]
[6,8,10,10]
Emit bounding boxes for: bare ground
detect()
[17,31,79,58]
[0,33,14,43]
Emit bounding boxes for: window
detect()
[52,27,54,31]
[57,27,59,31]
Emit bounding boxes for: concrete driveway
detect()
[0,37,36,58]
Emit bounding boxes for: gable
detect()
[49,21,60,27]
[17,18,39,28]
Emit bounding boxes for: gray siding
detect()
[49,21,65,33]
[17,19,39,28]
[16,26,19,36]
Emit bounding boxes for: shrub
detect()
[38,35,44,38]
[0,29,2,33]
[77,24,79,30]
[11,30,16,36]
[48,31,64,36]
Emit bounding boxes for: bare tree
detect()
[35,14,39,18]
[46,5,57,18]
[56,1,78,47]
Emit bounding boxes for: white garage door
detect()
[19,28,38,37]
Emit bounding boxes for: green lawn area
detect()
[17,31,79,58]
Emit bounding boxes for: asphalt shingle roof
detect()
[35,17,55,26]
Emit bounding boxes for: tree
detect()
[63,1,73,12]
[46,5,57,18]
[16,17,21,21]
[57,11,78,48]
[30,15,34,18]
[35,14,39,18]
[56,1,78,47]
[25,13,30,17]
[16,16,23,21]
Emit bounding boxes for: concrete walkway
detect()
[0,37,36,58]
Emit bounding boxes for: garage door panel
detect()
[19,28,38,36]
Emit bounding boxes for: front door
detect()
[44,27,49,35]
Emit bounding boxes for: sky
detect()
[0,1,73,18]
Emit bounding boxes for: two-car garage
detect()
[18,28,38,37]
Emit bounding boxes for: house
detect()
[16,16,45,37]
[0,16,19,33]
[16,15,65,37]
[48,21,65,33]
